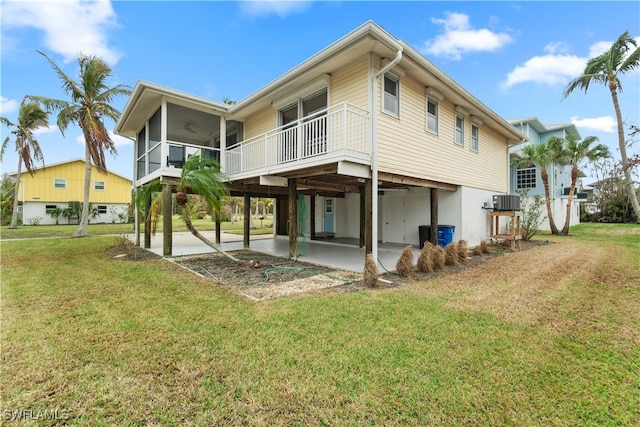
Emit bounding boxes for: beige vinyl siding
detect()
[19,161,131,203]
[243,106,276,140]
[377,72,508,193]
[330,57,369,109]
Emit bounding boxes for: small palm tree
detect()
[0,102,49,228]
[174,155,239,261]
[512,138,563,234]
[549,134,610,235]
[563,30,640,222]
[28,51,131,237]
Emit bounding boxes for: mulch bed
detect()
[107,239,549,300]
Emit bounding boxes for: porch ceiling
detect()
[226,162,458,198]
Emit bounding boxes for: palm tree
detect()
[549,134,610,235]
[174,155,239,261]
[0,102,49,228]
[28,51,131,237]
[563,30,640,223]
[512,138,563,234]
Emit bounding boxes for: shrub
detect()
[444,242,459,266]
[433,246,445,270]
[395,245,415,278]
[363,254,378,288]
[417,244,434,273]
[457,240,468,263]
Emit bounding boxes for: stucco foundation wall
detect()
[21,202,130,226]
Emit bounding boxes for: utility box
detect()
[492,195,521,211]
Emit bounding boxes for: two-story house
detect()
[115,21,525,264]
[9,159,131,225]
[508,117,585,230]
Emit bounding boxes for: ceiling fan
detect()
[183,122,197,134]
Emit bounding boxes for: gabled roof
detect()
[6,158,132,183]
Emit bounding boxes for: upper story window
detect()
[383,73,399,117]
[426,97,438,134]
[94,181,105,191]
[455,114,464,146]
[517,163,537,189]
[53,178,67,189]
[471,124,479,152]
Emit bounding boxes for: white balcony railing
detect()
[225,102,369,176]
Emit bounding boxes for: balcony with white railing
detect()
[225,102,369,180]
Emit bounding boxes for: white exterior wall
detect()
[535,197,581,232]
[21,202,130,226]
[335,193,361,239]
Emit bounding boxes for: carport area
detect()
[138,231,420,273]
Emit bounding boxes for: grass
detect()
[1,224,639,425]
[0,215,274,240]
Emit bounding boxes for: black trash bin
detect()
[418,225,431,249]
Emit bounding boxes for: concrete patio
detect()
[137,231,421,273]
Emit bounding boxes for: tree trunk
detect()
[9,159,22,229]
[561,167,578,235]
[179,203,239,262]
[610,84,640,223]
[72,147,92,237]
[541,168,559,234]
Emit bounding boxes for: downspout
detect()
[371,45,403,266]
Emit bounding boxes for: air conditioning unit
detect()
[492,195,521,211]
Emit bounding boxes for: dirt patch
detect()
[106,239,548,300]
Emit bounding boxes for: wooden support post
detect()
[430,188,439,245]
[244,191,250,249]
[365,178,372,255]
[144,192,151,249]
[162,183,172,256]
[288,178,297,259]
[310,195,316,239]
[359,185,365,248]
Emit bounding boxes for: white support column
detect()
[220,116,227,173]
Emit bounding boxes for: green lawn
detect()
[1,223,639,425]
[0,215,274,240]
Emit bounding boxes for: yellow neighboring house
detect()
[9,159,132,225]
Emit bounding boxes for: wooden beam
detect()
[144,192,151,249]
[215,213,221,244]
[378,171,458,192]
[297,178,360,193]
[430,188,438,245]
[288,178,297,259]
[162,183,173,256]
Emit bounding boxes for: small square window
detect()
[94,181,105,191]
[53,178,67,189]
[97,205,108,214]
[45,204,57,214]
[517,164,537,189]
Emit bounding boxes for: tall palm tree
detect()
[28,51,131,237]
[174,155,238,261]
[549,134,610,235]
[0,102,49,228]
[512,138,563,234]
[563,30,640,223]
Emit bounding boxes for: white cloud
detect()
[1,0,121,64]
[501,54,586,89]
[33,125,59,135]
[571,115,617,133]
[503,36,640,89]
[0,96,18,115]
[75,131,132,147]
[422,12,513,60]
[238,1,312,18]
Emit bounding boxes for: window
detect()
[455,114,464,146]
[94,181,105,191]
[517,164,537,189]
[426,97,438,134]
[53,178,66,189]
[97,205,108,214]
[383,73,399,117]
[471,124,479,152]
[45,204,57,214]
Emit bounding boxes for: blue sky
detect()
[1,0,639,182]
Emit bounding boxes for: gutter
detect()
[370,45,403,267]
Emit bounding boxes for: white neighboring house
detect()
[8,159,131,225]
